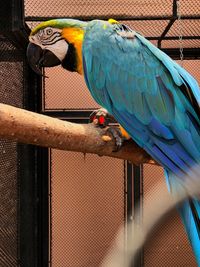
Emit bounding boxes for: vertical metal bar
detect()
[19,147,49,267]
[157,19,176,48]
[157,0,178,48]
[126,163,142,223]
[133,165,142,224]
[126,164,143,267]
[49,150,52,267]
[19,57,39,266]
[18,144,38,267]
[133,165,143,267]
[127,162,133,222]
[20,51,49,267]
[37,147,49,267]
[173,0,178,17]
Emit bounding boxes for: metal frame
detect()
[24,0,200,59]
[1,0,30,49]
[25,15,200,61]
[0,1,49,265]
[125,163,143,267]
[1,0,198,266]
[24,1,200,265]
[19,53,49,266]
[18,144,48,267]
[25,14,200,21]
[19,59,48,265]
[157,0,178,48]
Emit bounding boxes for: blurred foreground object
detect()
[101,165,200,267]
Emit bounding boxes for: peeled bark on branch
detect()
[0,103,155,165]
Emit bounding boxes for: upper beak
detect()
[26,43,61,76]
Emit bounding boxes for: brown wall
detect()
[50,151,124,267]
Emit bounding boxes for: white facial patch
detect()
[29,27,68,61]
[44,39,69,61]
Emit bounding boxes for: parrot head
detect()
[27,19,88,75]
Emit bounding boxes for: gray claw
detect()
[106,127,124,152]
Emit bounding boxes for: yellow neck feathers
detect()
[62,28,84,74]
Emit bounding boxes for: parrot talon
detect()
[105,127,124,152]
[90,109,123,151]
[89,108,116,128]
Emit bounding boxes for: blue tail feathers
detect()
[165,170,200,266]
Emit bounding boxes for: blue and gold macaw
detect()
[27,18,200,264]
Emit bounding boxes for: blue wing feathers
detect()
[148,118,174,139]
[112,107,150,146]
[153,139,191,174]
[135,33,183,86]
[82,21,200,263]
[83,20,200,165]
[96,68,106,90]
[83,20,200,169]
[130,91,151,123]
[172,126,200,160]
[170,143,197,167]
[175,65,200,105]
[136,31,200,110]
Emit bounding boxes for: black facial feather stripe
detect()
[42,37,64,46]
[42,35,61,45]
[41,33,60,42]
[42,32,61,41]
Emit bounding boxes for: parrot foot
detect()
[90,108,124,151]
[89,108,116,128]
[104,127,124,152]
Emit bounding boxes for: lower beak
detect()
[26,43,61,76]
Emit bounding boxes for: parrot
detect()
[26,18,200,265]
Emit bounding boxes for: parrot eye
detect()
[46,28,53,35]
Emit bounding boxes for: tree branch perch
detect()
[0,103,155,165]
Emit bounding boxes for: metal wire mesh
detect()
[50,150,125,267]
[24,0,172,18]
[167,19,200,38]
[0,139,18,267]
[44,67,99,110]
[162,39,200,49]
[176,60,200,84]
[0,39,24,266]
[162,19,200,48]
[25,0,200,51]
[180,0,200,16]
[127,20,169,38]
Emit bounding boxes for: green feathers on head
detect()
[30,19,88,36]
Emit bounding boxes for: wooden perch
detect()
[0,103,155,165]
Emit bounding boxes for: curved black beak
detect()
[26,43,61,76]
